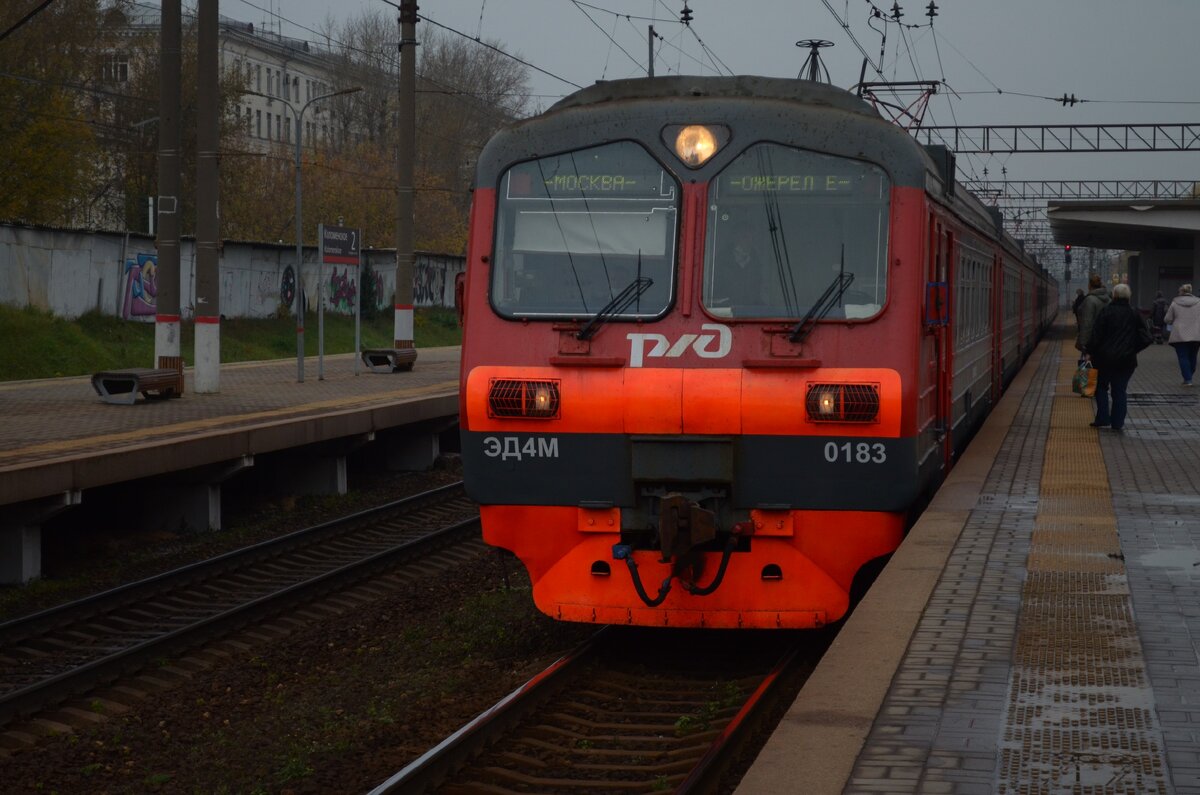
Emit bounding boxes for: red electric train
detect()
[457,75,1057,629]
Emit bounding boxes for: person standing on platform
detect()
[1076,274,1110,355]
[1163,283,1200,386]
[1151,291,1169,342]
[1072,287,1086,320]
[1086,283,1152,431]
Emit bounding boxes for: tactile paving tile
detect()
[996,345,1170,794]
[843,333,1199,795]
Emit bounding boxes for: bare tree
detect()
[330,10,398,147]
[417,29,529,184]
[301,15,531,252]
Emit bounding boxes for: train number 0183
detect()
[823,441,887,464]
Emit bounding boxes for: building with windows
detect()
[112,2,354,151]
[220,20,344,151]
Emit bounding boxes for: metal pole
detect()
[355,237,362,376]
[393,1,419,369]
[278,88,360,382]
[648,25,654,77]
[194,0,220,393]
[318,222,325,380]
[295,108,304,382]
[155,0,181,367]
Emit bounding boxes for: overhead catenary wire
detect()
[819,0,882,75]
[571,1,644,77]
[0,0,57,43]
[565,0,732,78]
[625,15,711,76]
[229,0,529,121]
[374,1,584,90]
[832,1,985,182]
[653,0,734,75]
[0,69,157,106]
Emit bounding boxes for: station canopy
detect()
[1049,199,1200,250]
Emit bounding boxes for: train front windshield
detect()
[703,144,890,320]
[491,142,679,319]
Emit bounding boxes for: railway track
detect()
[0,482,479,729]
[374,627,825,794]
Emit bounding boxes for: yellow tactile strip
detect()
[998,340,1169,793]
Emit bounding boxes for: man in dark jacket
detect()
[1076,274,1110,353]
[1086,283,1152,430]
[1151,291,1168,340]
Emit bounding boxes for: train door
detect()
[937,228,955,468]
[1019,268,1027,357]
[990,253,1002,401]
[924,216,953,471]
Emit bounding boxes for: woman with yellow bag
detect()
[1084,283,1152,431]
[1072,359,1097,398]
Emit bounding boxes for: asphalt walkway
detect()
[0,349,460,506]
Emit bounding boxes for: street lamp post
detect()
[291,87,362,382]
[246,86,362,382]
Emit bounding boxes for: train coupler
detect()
[658,493,717,582]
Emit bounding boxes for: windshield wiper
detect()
[789,271,855,343]
[576,276,654,340]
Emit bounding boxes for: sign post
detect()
[355,239,362,376]
[320,223,361,378]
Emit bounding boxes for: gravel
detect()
[0,457,594,792]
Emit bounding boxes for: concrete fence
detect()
[0,223,464,320]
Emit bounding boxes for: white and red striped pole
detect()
[392,0,419,370]
[193,0,220,392]
[154,0,182,370]
[394,302,414,350]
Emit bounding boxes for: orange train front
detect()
[458,76,1056,629]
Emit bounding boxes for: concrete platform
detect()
[739,325,1200,794]
[0,349,460,582]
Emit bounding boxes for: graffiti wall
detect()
[362,251,463,309]
[327,267,357,313]
[0,223,464,320]
[414,260,448,307]
[121,253,158,321]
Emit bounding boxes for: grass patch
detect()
[438,587,565,662]
[0,305,460,381]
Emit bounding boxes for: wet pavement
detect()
[740,326,1200,794]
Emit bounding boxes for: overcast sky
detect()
[225,1,1199,193]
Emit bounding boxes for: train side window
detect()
[491,141,680,320]
[702,143,890,320]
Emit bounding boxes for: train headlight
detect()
[805,383,880,423]
[671,125,722,167]
[814,388,838,416]
[488,378,561,419]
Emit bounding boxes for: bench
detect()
[92,356,185,405]
[361,347,418,373]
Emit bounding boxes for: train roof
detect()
[480,75,927,186]
[548,75,880,118]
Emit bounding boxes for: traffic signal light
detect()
[1064,244,1072,265]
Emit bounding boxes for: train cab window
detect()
[491,142,679,320]
[702,143,890,320]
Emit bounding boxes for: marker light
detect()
[674,125,719,167]
[805,383,880,423]
[488,378,561,419]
